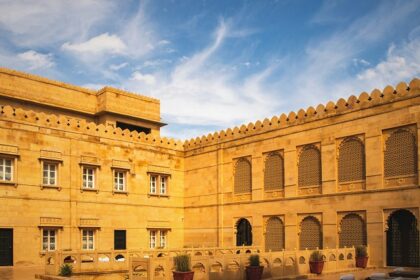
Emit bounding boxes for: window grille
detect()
[299,216,322,250]
[264,153,284,190]
[265,217,284,251]
[339,214,366,247]
[298,145,321,187]
[384,129,417,177]
[338,137,365,182]
[234,158,252,193]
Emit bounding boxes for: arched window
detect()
[387,209,419,267]
[299,216,322,250]
[298,145,322,187]
[338,137,365,182]
[234,158,252,193]
[264,153,284,191]
[339,213,366,248]
[384,129,417,178]
[236,218,252,246]
[265,217,284,251]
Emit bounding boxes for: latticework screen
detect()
[384,130,417,177]
[234,158,252,193]
[265,217,284,251]
[298,145,322,187]
[264,153,284,190]
[299,216,322,250]
[338,138,365,182]
[339,214,366,248]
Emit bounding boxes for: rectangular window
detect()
[82,167,95,189]
[149,230,156,249]
[82,229,94,250]
[0,158,13,182]
[160,230,167,248]
[114,230,126,250]
[160,177,167,195]
[42,229,56,251]
[113,170,126,191]
[150,175,157,194]
[43,162,57,186]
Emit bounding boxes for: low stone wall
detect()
[45,246,365,279]
[130,247,363,280]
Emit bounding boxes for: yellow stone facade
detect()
[0,67,419,269]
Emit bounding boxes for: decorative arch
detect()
[386,209,419,267]
[298,144,322,187]
[338,137,365,183]
[299,216,322,250]
[264,152,284,190]
[384,128,417,178]
[339,213,366,248]
[234,158,252,193]
[236,218,252,246]
[265,216,284,252]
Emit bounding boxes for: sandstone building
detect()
[0,67,419,270]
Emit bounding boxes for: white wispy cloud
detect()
[130,71,156,85]
[275,1,420,111]
[17,50,54,70]
[121,20,281,139]
[0,0,116,47]
[356,40,420,86]
[62,33,126,55]
[109,62,129,71]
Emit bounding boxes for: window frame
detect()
[0,157,14,183]
[113,169,127,193]
[149,230,157,249]
[42,228,57,252]
[159,230,167,248]
[160,176,168,195]
[81,165,97,191]
[41,160,59,188]
[81,229,95,250]
[148,173,170,196]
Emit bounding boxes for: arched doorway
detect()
[386,209,419,267]
[236,218,252,246]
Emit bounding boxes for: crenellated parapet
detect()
[183,78,420,150]
[0,105,183,151]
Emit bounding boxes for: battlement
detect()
[183,78,420,150]
[0,105,183,151]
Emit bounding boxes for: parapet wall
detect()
[183,78,420,150]
[0,67,161,124]
[0,105,183,151]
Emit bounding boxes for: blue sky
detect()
[0,0,419,139]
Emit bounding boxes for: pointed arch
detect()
[338,137,365,182]
[299,216,322,250]
[236,218,252,246]
[234,158,252,193]
[339,213,366,247]
[298,145,321,187]
[265,217,284,251]
[384,128,417,178]
[264,153,284,191]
